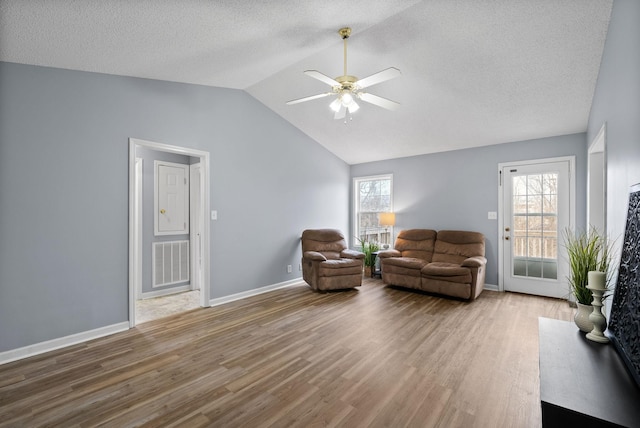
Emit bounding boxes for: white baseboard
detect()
[484,283,499,291]
[210,277,304,307]
[0,322,130,366]
[1,279,304,366]
[139,284,191,300]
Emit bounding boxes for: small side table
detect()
[371,251,382,278]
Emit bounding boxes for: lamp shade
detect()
[379,212,396,227]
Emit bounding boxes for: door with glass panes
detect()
[501,159,573,298]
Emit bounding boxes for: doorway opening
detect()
[128,138,211,327]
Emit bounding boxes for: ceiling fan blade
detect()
[356,67,401,89]
[334,104,346,120]
[358,92,401,111]
[304,70,340,87]
[286,92,333,105]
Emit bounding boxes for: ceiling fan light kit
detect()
[286,27,401,122]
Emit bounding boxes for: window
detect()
[512,172,558,279]
[353,174,393,247]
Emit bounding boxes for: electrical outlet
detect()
[287,265,292,273]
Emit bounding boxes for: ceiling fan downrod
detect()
[339,27,351,77]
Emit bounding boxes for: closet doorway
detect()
[128,138,211,327]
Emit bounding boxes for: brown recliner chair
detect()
[301,229,365,291]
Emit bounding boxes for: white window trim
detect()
[352,173,394,248]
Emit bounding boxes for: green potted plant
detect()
[356,237,380,277]
[563,227,614,332]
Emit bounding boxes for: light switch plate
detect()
[211,210,218,220]
[488,211,497,220]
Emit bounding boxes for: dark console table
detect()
[538,317,640,428]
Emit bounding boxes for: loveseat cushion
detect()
[431,230,485,264]
[421,262,472,283]
[383,257,428,270]
[382,257,428,278]
[394,229,437,261]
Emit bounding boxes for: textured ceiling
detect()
[0,0,612,164]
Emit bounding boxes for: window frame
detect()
[352,173,394,248]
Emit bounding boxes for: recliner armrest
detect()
[341,249,365,259]
[461,256,487,268]
[377,249,401,258]
[303,251,327,261]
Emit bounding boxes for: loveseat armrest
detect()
[341,249,365,259]
[377,249,401,258]
[461,256,487,268]
[303,251,327,262]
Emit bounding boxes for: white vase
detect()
[574,302,594,333]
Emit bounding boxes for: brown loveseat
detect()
[379,229,486,300]
[301,229,365,291]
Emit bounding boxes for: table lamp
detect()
[378,212,395,249]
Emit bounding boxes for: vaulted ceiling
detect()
[0,0,613,164]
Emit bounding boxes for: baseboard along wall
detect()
[0,322,130,365]
[0,278,304,366]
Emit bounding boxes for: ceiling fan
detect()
[286,27,401,120]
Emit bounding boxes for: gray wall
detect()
[350,133,588,286]
[136,147,191,295]
[587,0,640,260]
[0,62,350,352]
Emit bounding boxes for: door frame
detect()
[133,157,143,300]
[497,156,576,294]
[128,138,211,328]
[189,163,203,292]
[588,123,607,234]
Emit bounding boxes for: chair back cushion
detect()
[301,229,348,260]
[394,229,437,261]
[432,230,485,264]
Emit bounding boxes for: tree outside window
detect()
[354,175,393,246]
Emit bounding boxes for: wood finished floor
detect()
[0,279,573,427]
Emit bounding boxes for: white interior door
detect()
[500,158,574,298]
[155,161,189,235]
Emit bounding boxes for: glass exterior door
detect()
[502,160,571,298]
